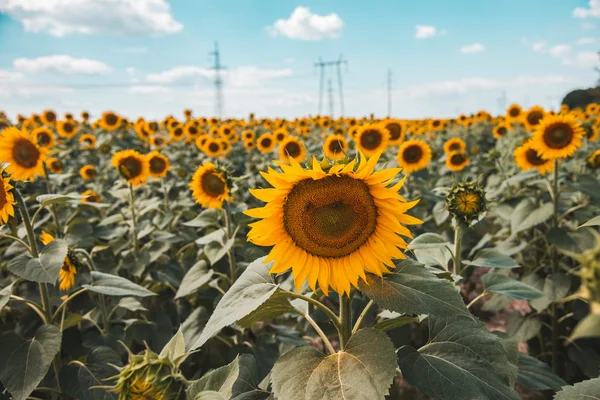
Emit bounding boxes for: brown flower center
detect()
[359,129,382,150]
[496,126,507,136]
[542,122,574,149]
[104,113,118,126]
[150,157,167,174]
[37,132,51,147]
[208,142,220,153]
[386,122,402,141]
[201,172,226,197]
[509,108,520,117]
[284,141,301,158]
[119,156,142,179]
[45,111,56,123]
[527,111,544,126]
[450,153,467,165]
[12,139,40,168]
[525,149,548,166]
[402,144,423,163]
[260,138,272,148]
[328,138,345,154]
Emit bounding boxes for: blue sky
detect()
[0,0,598,120]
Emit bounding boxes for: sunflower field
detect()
[0,104,599,400]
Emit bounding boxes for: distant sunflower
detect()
[279,136,306,163]
[111,150,149,186]
[445,151,470,172]
[274,128,288,143]
[189,162,230,209]
[323,134,349,160]
[99,111,122,131]
[348,126,360,140]
[184,123,200,139]
[203,138,222,157]
[218,138,231,155]
[355,124,389,157]
[0,171,16,224]
[583,124,599,142]
[219,124,234,138]
[135,122,152,141]
[79,134,96,150]
[429,119,443,131]
[492,123,510,139]
[397,139,431,173]
[31,127,55,149]
[523,106,546,131]
[531,115,585,160]
[81,111,90,122]
[47,158,63,174]
[146,151,170,178]
[443,138,466,154]
[150,135,167,149]
[506,104,523,122]
[588,149,600,169]
[41,110,57,126]
[40,231,77,291]
[244,152,421,295]
[196,136,209,151]
[56,120,78,139]
[169,126,185,141]
[242,130,255,141]
[514,141,553,175]
[184,109,192,119]
[0,127,47,181]
[80,165,97,180]
[81,189,101,203]
[244,139,256,150]
[257,133,276,153]
[383,119,406,145]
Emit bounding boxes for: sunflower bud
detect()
[109,348,185,400]
[445,180,487,224]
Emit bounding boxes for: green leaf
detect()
[182,307,209,352]
[554,376,600,399]
[511,201,553,235]
[579,215,600,228]
[568,175,600,199]
[528,274,571,311]
[0,325,62,400]
[482,273,544,300]
[193,392,225,400]
[358,260,471,319]
[37,194,84,207]
[160,326,186,363]
[507,313,542,342]
[196,228,226,245]
[238,291,295,328]
[204,237,234,265]
[115,297,147,312]
[175,260,214,299]
[397,316,520,400]
[151,230,183,243]
[271,328,397,400]
[0,281,15,312]
[82,271,156,297]
[463,249,520,269]
[408,233,449,249]
[186,355,261,400]
[190,257,279,350]
[374,315,419,332]
[517,353,567,391]
[8,239,68,284]
[570,314,600,341]
[183,209,221,228]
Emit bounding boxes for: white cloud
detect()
[577,37,597,44]
[146,66,215,84]
[548,44,572,58]
[460,43,485,53]
[415,25,437,39]
[13,55,111,74]
[531,41,547,52]
[0,0,183,37]
[0,69,24,82]
[126,67,136,75]
[574,0,600,18]
[563,51,599,68]
[268,6,343,40]
[128,85,169,94]
[227,66,293,88]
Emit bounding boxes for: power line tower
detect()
[387,69,392,117]
[209,41,226,118]
[314,55,347,117]
[328,79,334,118]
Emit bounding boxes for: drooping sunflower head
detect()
[56,120,78,138]
[523,105,546,131]
[111,150,150,187]
[278,136,306,163]
[355,123,389,156]
[31,127,55,149]
[189,162,230,209]
[587,149,600,169]
[100,111,122,131]
[0,127,48,181]
[81,189,101,203]
[445,180,487,224]
[323,134,349,160]
[79,133,96,150]
[443,138,466,155]
[146,151,170,178]
[530,114,585,160]
[80,165,97,180]
[0,170,16,225]
[397,139,432,173]
[382,119,406,145]
[244,152,422,295]
[492,123,510,139]
[445,151,470,172]
[514,141,554,175]
[257,133,276,153]
[47,157,64,174]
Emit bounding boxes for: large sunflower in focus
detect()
[530,115,585,160]
[0,127,48,181]
[279,136,306,163]
[355,124,389,156]
[245,152,421,295]
[189,162,230,209]
[397,139,431,173]
[111,150,149,186]
[514,141,554,175]
[324,134,349,160]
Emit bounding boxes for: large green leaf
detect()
[190,257,279,350]
[511,200,553,235]
[8,239,68,284]
[204,237,235,265]
[358,260,471,318]
[271,328,397,400]
[0,325,62,400]
[238,291,296,328]
[0,281,15,312]
[463,249,520,269]
[37,194,84,207]
[528,274,571,311]
[579,215,600,228]
[570,314,600,341]
[183,209,221,228]
[517,353,567,391]
[554,377,600,399]
[482,273,543,300]
[397,316,520,400]
[175,260,214,299]
[83,271,156,297]
[408,233,450,249]
[160,326,186,363]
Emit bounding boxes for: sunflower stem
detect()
[74,249,110,333]
[128,184,139,260]
[467,291,488,309]
[42,162,61,235]
[223,207,237,283]
[339,294,352,350]
[453,220,462,277]
[161,178,170,212]
[0,233,31,252]
[284,291,341,334]
[352,299,374,334]
[296,308,336,355]
[550,159,560,374]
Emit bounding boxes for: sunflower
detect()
[40,231,77,291]
[523,106,546,131]
[445,181,487,223]
[0,127,48,181]
[0,171,16,224]
[81,111,90,122]
[99,111,122,131]
[56,120,78,139]
[257,133,276,153]
[278,136,306,163]
[506,104,523,122]
[244,139,256,150]
[41,110,57,126]
[196,136,209,151]
[81,189,101,203]
[397,139,431,173]
[382,119,406,145]
[443,138,466,154]
[219,138,232,155]
[355,124,389,157]
[135,122,152,141]
[79,134,96,150]
[583,123,599,142]
[203,138,222,157]
[184,109,192,119]
[245,152,421,295]
[273,128,288,143]
[514,141,554,175]
[111,150,149,187]
[150,135,167,149]
[47,158,63,174]
[184,122,200,139]
[169,126,185,141]
[492,123,510,139]
[323,134,349,160]
[429,119,443,131]
[242,130,256,141]
[80,165,97,180]
[189,162,230,209]
[588,149,600,169]
[530,115,585,160]
[445,151,469,172]
[146,151,170,178]
[31,127,55,149]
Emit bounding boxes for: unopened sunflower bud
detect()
[445,180,487,224]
